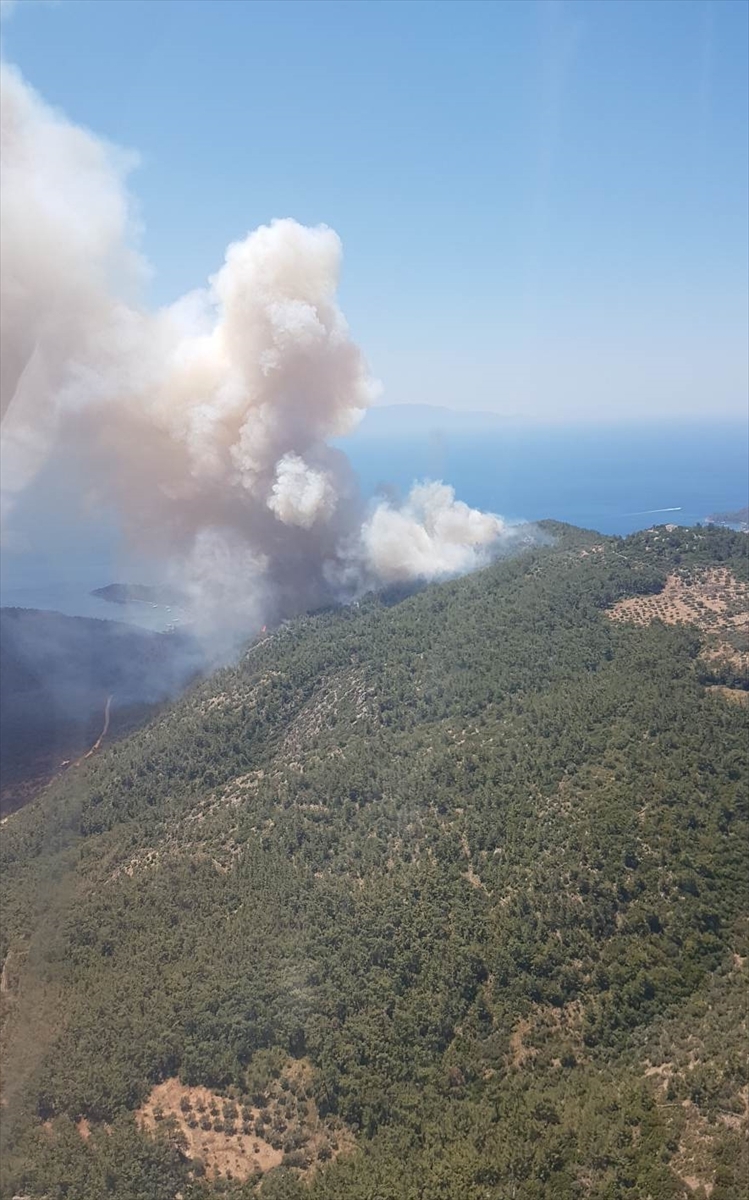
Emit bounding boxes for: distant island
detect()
[92,583,183,606]
[705,505,749,531]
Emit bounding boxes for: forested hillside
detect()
[1,522,747,1200]
[0,609,202,815]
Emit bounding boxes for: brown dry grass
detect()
[706,685,749,706]
[642,1067,723,1197]
[607,569,748,632]
[667,1100,718,1198]
[507,1000,587,1073]
[137,1064,353,1184]
[76,1117,92,1141]
[508,1018,536,1069]
[140,1079,282,1180]
[607,569,749,675]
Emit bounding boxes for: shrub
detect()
[282,1149,309,1169]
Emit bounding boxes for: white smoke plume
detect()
[1,63,519,646]
[360,482,508,584]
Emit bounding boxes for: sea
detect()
[341,413,748,537]
[1,414,746,630]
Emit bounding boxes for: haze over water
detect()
[2,413,746,629]
[341,412,749,538]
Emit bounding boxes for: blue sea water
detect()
[0,578,176,631]
[340,418,749,537]
[1,417,746,626]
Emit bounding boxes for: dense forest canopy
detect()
[0,522,747,1199]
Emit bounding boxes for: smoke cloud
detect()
[1,63,520,648]
[360,481,508,584]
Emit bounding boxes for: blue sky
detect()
[3,0,748,421]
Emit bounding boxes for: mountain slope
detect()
[1,522,747,1200]
[0,608,202,815]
